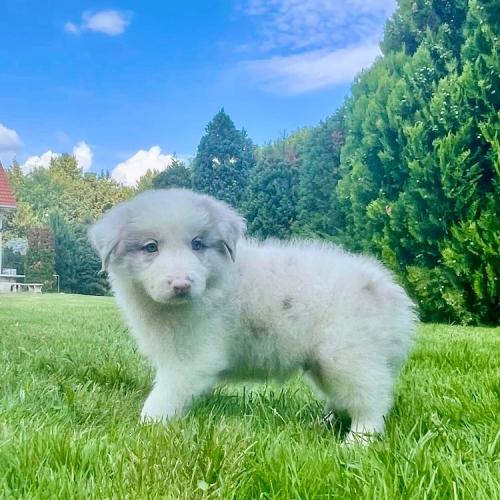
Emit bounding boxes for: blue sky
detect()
[0,0,396,185]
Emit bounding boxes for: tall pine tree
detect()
[293,109,345,239]
[433,0,499,322]
[51,214,108,295]
[242,150,299,240]
[153,159,192,189]
[192,110,255,207]
[335,0,498,323]
[25,225,56,290]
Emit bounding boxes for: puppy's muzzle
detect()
[170,278,192,297]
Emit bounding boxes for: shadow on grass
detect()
[189,385,352,439]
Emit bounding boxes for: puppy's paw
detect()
[342,430,377,446]
[139,409,170,424]
[342,418,383,446]
[139,398,180,424]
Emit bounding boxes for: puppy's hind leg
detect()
[307,350,394,445]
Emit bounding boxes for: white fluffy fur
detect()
[89,188,417,443]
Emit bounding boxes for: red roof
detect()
[0,163,17,208]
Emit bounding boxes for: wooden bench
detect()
[6,283,43,293]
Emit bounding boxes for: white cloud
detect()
[73,141,93,172]
[64,22,78,34]
[65,10,132,36]
[234,0,395,93]
[239,43,380,94]
[82,10,131,35]
[21,141,93,173]
[239,0,396,52]
[22,151,59,173]
[0,123,23,153]
[111,146,175,186]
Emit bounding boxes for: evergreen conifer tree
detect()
[242,151,299,239]
[51,214,108,295]
[293,110,345,239]
[25,225,56,290]
[153,159,192,189]
[192,110,255,207]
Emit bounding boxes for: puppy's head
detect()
[88,189,245,304]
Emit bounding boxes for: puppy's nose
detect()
[171,279,192,296]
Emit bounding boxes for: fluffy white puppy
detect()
[89,188,417,443]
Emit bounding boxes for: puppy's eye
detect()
[191,238,206,251]
[142,241,158,253]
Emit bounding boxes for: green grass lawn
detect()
[0,294,498,499]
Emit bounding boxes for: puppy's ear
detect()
[88,203,128,272]
[218,206,246,262]
[201,196,246,262]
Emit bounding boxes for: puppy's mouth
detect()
[152,291,199,306]
[166,294,193,305]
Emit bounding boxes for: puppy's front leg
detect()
[140,366,216,422]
